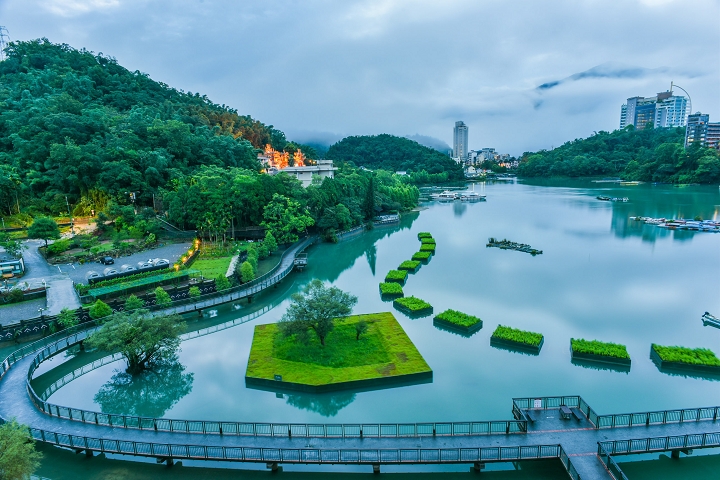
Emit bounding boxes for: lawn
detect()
[417,232,432,239]
[379,282,404,296]
[571,338,629,360]
[651,344,720,367]
[491,325,543,347]
[385,269,408,283]
[434,309,482,329]
[398,260,421,271]
[393,296,433,316]
[419,244,436,253]
[245,312,432,390]
[191,256,233,278]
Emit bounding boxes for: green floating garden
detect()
[393,296,433,317]
[385,269,408,284]
[379,282,404,298]
[433,309,482,335]
[398,260,421,272]
[417,232,432,239]
[571,338,630,366]
[420,237,436,245]
[491,325,544,354]
[419,244,436,253]
[651,344,720,374]
[245,313,432,392]
[412,251,432,262]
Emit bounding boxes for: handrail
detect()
[29,428,562,465]
[558,445,581,480]
[599,431,720,456]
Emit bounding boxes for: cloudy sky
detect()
[1,0,718,155]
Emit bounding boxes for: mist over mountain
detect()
[404,135,451,155]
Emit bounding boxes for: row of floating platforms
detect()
[630,216,720,233]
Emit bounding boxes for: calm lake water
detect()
[31,179,720,477]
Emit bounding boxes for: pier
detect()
[630,216,720,233]
[486,238,543,255]
[702,312,720,329]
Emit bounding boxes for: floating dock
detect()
[486,238,542,255]
[702,312,720,329]
[630,216,720,233]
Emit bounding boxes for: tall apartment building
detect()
[620,91,687,130]
[453,121,469,160]
[685,113,720,150]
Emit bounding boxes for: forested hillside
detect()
[518,126,720,183]
[327,134,464,182]
[0,39,287,216]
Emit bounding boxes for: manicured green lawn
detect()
[420,244,436,253]
[417,232,432,239]
[245,312,432,387]
[191,256,233,278]
[434,309,482,328]
[652,344,720,367]
[412,251,432,261]
[491,325,543,347]
[420,237,436,244]
[398,260,421,271]
[393,296,433,314]
[571,339,629,359]
[385,269,408,283]
[379,282,404,296]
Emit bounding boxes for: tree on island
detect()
[86,309,185,375]
[279,279,357,346]
[27,217,60,248]
[0,419,42,480]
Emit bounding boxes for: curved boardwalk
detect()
[1,236,719,478]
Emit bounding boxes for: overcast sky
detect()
[2,0,718,155]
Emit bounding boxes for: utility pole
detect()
[0,26,9,62]
[65,196,74,235]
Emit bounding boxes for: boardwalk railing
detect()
[597,444,629,480]
[558,446,581,480]
[29,428,562,465]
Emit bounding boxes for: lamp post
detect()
[671,82,692,125]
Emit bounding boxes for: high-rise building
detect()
[619,90,687,130]
[453,121,468,160]
[685,113,720,150]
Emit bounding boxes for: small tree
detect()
[355,320,368,340]
[188,286,201,298]
[89,299,112,320]
[57,307,78,329]
[27,217,61,248]
[264,231,278,253]
[246,247,259,271]
[0,419,42,480]
[85,310,185,374]
[125,294,144,311]
[239,261,255,283]
[0,232,25,258]
[215,274,231,291]
[279,279,357,346]
[154,287,172,307]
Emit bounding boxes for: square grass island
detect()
[433,309,483,336]
[490,325,544,355]
[570,339,631,366]
[245,313,432,393]
[650,344,720,375]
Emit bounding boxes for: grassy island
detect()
[412,251,432,262]
[571,339,630,365]
[418,232,432,239]
[385,269,408,284]
[434,309,483,335]
[379,282,404,298]
[398,260,421,272]
[491,325,544,354]
[420,237,436,245]
[419,244,436,253]
[245,313,432,392]
[393,296,433,317]
[651,344,720,373]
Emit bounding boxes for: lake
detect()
[32,179,720,477]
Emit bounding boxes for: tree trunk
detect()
[319,335,325,346]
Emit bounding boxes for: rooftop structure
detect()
[281,160,338,187]
[0,248,24,278]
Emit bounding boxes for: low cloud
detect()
[535,63,672,92]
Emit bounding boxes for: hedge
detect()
[393,296,433,314]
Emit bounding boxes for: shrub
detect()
[57,307,78,329]
[420,237,436,244]
[379,282,404,296]
[188,286,201,298]
[124,294,145,311]
[491,325,543,347]
[154,287,172,307]
[435,309,481,328]
[89,299,113,320]
[393,296,433,313]
[7,289,24,303]
[417,232,432,239]
[652,344,720,367]
[257,242,270,260]
[46,238,72,256]
[264,231,278,253]
[240,261,255,283]
[246,247,259,270]
[571,339,629,359]
[412,251,432,261]
[398,260,421,271]
[420,244,436,253]
[215,274,231,291]
[385,269,408,283]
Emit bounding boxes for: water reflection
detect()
[284,392,357,417]
[571,358,631,374]
[94,356,194,417]
[365,244,377,275]
[453,201,467,217]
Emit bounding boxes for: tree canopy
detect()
[327,134,464,181]
[86,309,185,374]
[279,279,358,346]
[27,216,60,247]
[0,419,42,480]
[518,126,720,183]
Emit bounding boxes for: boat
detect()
[597,196,629,202]
[460,191,486,201]
[431,190,459,201]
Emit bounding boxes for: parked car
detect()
[100,256,114,265]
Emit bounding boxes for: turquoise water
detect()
[28,180,720,477]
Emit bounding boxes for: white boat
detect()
[459,191,486,201]
[431,190,459,201]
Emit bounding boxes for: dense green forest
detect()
[0,39,417,239]
[518,126,720,183]
[327,134,464,182]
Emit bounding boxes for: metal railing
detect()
[29,427,562,465]
[597,444,629,480]
[558,446,581,480]
[512,395,601,426]
[599,431,720,456]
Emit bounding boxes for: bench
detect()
[571,408,583,421]
[524,409,536,423]
[560,405,572,420]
